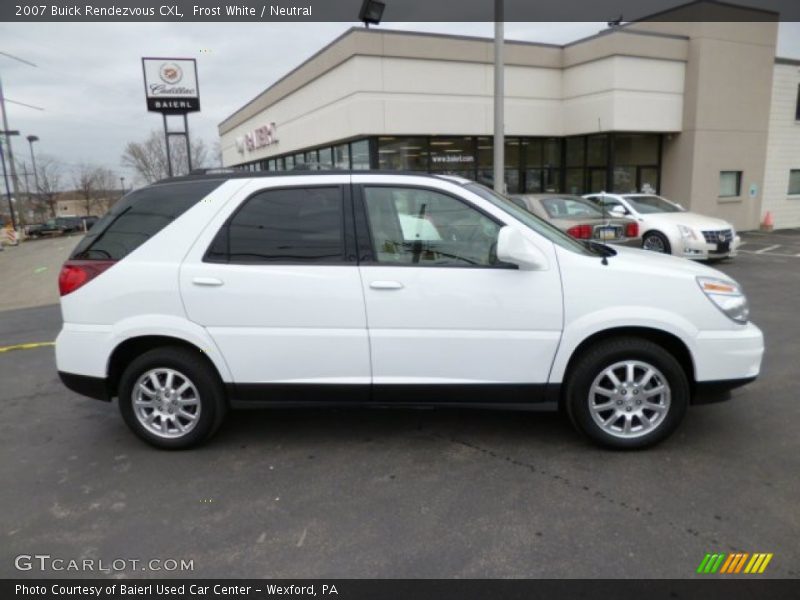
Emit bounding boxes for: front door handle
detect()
[192,277,224,287]
[370,280,404,290]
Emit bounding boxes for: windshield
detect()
[538,196,603,219]
[465,183,595,256]
[625,195,683,214]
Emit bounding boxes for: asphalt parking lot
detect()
[1,231,798,579]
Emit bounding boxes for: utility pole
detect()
[0,77,23,225]
[493,0,505,194]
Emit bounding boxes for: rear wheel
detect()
[565,337,689,449]
[118,346,227,449]
[642,231,671,254]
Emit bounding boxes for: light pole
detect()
[0,129,19,229]
[0,77,22,226]
[493,0,505,194]
[120,176,125,197]
[26,135,39,193]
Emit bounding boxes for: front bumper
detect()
[692,321,763,384]
[681,234,741,260]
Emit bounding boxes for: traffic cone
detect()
[760,211,774,232]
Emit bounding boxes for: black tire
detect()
[118,346,227,449]
[642,231,671,254]
[565,337,689,449]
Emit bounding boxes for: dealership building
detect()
[219,4,800,230]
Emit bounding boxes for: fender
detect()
[106,314,234,383]
[548,305,700,383]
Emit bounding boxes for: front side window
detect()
[363,187,502,267]
[207,187,344,264]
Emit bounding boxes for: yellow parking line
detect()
[0,341,55,354]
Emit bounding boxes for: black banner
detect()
[2,0,800,22]
[4,579,800,600]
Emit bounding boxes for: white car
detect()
[56,172,763,450]
[583,193,741,260]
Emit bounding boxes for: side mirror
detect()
[609,205,627,217]
[496,226,549,271]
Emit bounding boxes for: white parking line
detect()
[755,244,781,254]
[740,249,800,258]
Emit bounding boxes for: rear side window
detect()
[71,180,223,260]
[206,186,345,264]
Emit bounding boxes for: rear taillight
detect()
[566,224,593,239]
[625,222,639,238]
[58,260,116,296]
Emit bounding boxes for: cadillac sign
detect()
[142,57,200,113]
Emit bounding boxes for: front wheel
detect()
[118,346,227,449]
[642,231,671,254]
[565,337,689,449]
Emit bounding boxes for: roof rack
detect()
[157,169,464,184]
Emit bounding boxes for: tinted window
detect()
[71,180,224,260]
[209,187,344,264]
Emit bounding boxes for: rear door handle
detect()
[370,280,404,290]
[192,277,224,287]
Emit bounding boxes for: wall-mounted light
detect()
[359,0,385,28]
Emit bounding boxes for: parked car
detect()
[55,172,763,450]
[26,216,98,238]
[583,193,741,260]
[511,194,641,247]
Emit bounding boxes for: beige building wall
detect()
[631,21,779,230]
[762,61,800,228]
[222,50,685,167]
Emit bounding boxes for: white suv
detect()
[55,173,764,449]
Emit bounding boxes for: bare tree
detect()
[73,163,96,216]
[121,130,210,184]
[91,167,118,214]
[71,164,118,216]
[35,156,62,219]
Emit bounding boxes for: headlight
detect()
[696,276,749,324]
[677,224,697,240]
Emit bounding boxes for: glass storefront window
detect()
[640,167,659,194]
[565,168,584,195]
[379,136,429,170]
[613,166,637,193]
[333,144,350,169]
[305,150,318,164]
[351,139,370,170]
[586,135,607,167]
[588,168,607,193]
[565,137,584,168]
[284,155,294,170]
[614,134,659,165]
[429,137,472,173]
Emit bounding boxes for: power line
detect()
[5,98,44,111]
[0,51,38,68]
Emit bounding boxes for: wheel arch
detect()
[559,326,695,406]
[106,335,224,400]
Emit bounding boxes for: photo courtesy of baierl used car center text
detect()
[0,0,799,598]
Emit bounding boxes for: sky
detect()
[1,21,799,188]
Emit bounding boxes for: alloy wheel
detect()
[132,368,201,439]
[587,360,671,439]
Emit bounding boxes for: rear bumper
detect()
[58,371,110,402]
